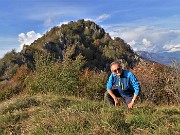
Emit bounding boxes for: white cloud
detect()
[58,21,69,27]
[18,31,42,50]
[44,16,53,27]
[128,40,138,51]
[95,14,110,22]
[128,40,136,46]
[163,44,180,52]
[84,18,93,21]
[142,38,151,47]
[105,25,180,53]
[84,14,110,23]
[56,14,110,30]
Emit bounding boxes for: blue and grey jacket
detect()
[106,70,140,98]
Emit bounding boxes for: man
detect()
[104,61,140,108]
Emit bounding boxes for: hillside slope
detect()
[0,19,179,105]
[0,19,139,77]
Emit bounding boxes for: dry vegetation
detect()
[0,94,179,135]
[0,20,179,134]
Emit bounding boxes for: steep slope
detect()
[0,19,139,81]
[0,19,179,105]
[29,19,139,69]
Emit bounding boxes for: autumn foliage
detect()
[132,60,180,105]
[0,19,179,105]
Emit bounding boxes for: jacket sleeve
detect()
[106,74,113,90]
[129,72,140,95]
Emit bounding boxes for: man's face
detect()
[111,64,121,76]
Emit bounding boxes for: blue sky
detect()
[0,0,180,58]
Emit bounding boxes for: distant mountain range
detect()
[136,51,180,66]
[159,51,180,59]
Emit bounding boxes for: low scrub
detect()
[133,61,180,105]
[26,46,85,96]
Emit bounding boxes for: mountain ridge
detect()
[0,19,179,106]
[136,51,180,66]
[1,19,140,74]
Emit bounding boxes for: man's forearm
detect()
[107,90,119,106]
[131,94,138,103]
[128,94,138,108]
[107,90,117,100]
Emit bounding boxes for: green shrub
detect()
[27,45,85,96]
[79,69,108,100]
[0,86,22,101]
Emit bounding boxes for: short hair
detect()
[110,61,121,70]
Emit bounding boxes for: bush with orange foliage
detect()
[132,61,180,105]
[0,65,31,101]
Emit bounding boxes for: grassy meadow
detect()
[0,20,180,135]
[0,93,179,135]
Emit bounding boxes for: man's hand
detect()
[128,95,137,109]
[107,90,120,107]
[128,101,134,108]
[114,98,119,106]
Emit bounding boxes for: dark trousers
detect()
[104,89,133,107]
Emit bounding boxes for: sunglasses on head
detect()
[113,67,121,73]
